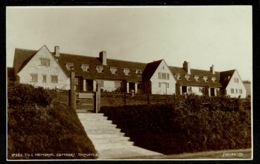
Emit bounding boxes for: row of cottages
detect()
[9,45,247,98]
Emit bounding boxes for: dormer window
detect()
[194,75,199,81]
[123,68,130,75]
[110,67,117,74]
[175,73,181,80]
[81,64,89,72]
[185,74,190,80]
[203,76,208,82]
[135,69,142,75]
[66,62,74,70]
[96,65,104,73]
[211,77,216,82]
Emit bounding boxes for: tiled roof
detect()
[220,70,236,88]
[169,66,222,88]
[13,47,226,88]
[56,53,146,82]
[142,60,163,80]
[13,48,36,75]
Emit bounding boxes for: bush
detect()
[8,82,52,107]
[100,95,251,154]
[8,83,97,159]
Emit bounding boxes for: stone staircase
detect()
[77,113,162,159]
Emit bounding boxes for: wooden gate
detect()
[76,92,95,112]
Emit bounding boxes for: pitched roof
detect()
[56,53,147,82]
[169,66,222,88]
[219,70,236,88]
[142,60,163,80]
[12,47,229,89]
[13,48,36,75]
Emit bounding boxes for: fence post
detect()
[123,92,126,106]
[69,68,76,110]
[95,81,101,113]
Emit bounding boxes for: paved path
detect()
[77,112,162,159]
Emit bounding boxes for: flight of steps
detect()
[77,113,162,159]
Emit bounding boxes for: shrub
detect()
[8,82,52,107]
[8,83,97,159]
[100,95,251,154]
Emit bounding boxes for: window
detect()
[40,58,50,67]
[42,75,47,83]
[81,64,89,72]
[231,88,234,94]
[166,83,169,88]
[158,73,161,79]
[185,74,190,80]
[239,89,243,94]
[96,65,104,73]
[51,75,58,83]
[234,78,239,83]
[159,82,161,87]
[123,68,130,75]
[31,74,38,82]
[194,75,199,81]
[159,73,169,80]
[66,63,74,70]
[175,74,181,80]
[236,89,238,94]
[135,69,142,75]
[203,76,208,82]
[211,77,216,82]
[110,67,117,74]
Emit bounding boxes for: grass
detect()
[8,83,97,159]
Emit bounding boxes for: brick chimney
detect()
[210,65,215,74]
[99,51,107,65]
[183,61,191,74]
[55,46,60,57]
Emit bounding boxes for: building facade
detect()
[9,45,247,98]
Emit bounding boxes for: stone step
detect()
[94,142,134,151]
[87,133,126,139]
[81,123,117,129]
[91,136,131,144]
[84,128,121,134]
[80,119,113,124]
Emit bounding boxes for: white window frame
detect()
[81,64,89,72]
[66,63,74,70]
[110,67,117,74]
[123,68,130,75]
[96,65,104,73]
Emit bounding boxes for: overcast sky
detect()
[6,6,252,81]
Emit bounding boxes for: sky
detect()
[6,6,252,81]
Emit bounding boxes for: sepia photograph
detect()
[6,6,252,160]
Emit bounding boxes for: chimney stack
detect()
[210,65,215,74]
[99,51,107,65]
[183,61,191,74]
[55,46,60,57]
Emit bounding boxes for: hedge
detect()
[100,95,251,154]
